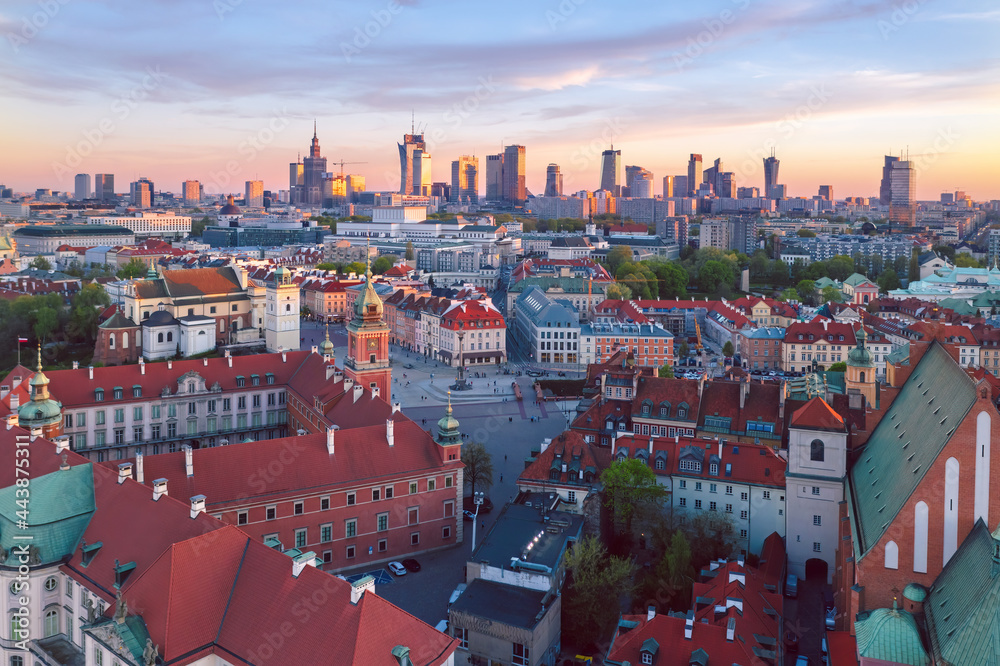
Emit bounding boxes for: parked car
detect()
[462,510,476,521]
[402,558,421,572]
[784,630,799,652]
[387,561,407,577]
[795,656,810,666]
[448,583,467,607]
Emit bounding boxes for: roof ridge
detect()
[214,534,251,645]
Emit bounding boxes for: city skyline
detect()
[1,1,998,199]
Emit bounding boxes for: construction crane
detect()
[330,159,368,178]
[692,316,704,355]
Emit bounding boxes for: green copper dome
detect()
[848,327,874,367]
[320,326,334,356]
[353,262,384,321]
[20,348,62,426]
[435,395,462,447]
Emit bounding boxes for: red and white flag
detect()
[17,337,28,343]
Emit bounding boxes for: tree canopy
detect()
[562,535,636,648]
[116,258,148,280]
[602,458,667,539]
[461,441,494,499]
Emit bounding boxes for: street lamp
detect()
[470,491,484,548]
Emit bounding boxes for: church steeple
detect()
[435,392,462,447]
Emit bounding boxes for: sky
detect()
[1,0,998,201]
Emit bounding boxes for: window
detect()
[740,529,748,539]
[409,482,418,494]
[347,492,356,506]
[44,609,59,637]
[237,511,249,525]
[740,510,748,519]
[725,485,733,495]
[813,515,822,526]
[238,396,246,410]
[408,507,419,525]
[294,502,304,515]
[410,532,420,546]
[346,545,356,559]
[678,480,686,489]
[442,525,452,539]
[695,482,702,491]
[295,529,307,548]
[11,656,24,666]
[810,439,825,462]
[710,463,719,475]
[346,519,357,538]
[812,486,821,496]
[428,479,436,491]
[377,513,388,531]
[694,499,702,509]
[372,488,381,502]
[44,576,58,592]
[445,475,453,488]
[320,496,330,511]
[642,653,653,665]
[266,506,276,520]
[679,497,687,507]
[93,649,103,666]
[567,490,576,503]
[377,538,387,553]
[385,486,394,499]
[709,483,717,493]
[763,491,771,500]
[320,524,332,543]
[709,501,717,511]
[114,408,124,423]
[444,500,454,518]
[813,542,822,553]
[725,504,733,513]
[513,643,530,666]
[95,388,104,402]
[112,387,123,400]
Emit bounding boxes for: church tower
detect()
[845,325,877,407]
[18,346,63,438]
[345,256,391,397]
[265,266,300,353]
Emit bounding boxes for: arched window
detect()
[157,333,164,343]
[9,654,23,666]
[109,334,115,349]
[810,439,825,462]
[44,609,58,637]
[860,371,866,383]
[549,470,559,481]
[122,332,128,348]
[166,332,173,342]
[884,541,899,569]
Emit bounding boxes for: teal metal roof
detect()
[937,298,978,316]
[850,343,976,557]
[903,583,927,603]
[87,615,151,663]
[925,520,1000,665]
[0,463,95,565]
[886,343,910,365]
[855,607,929,665]
[844,273,874,287]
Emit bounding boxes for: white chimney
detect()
[136,453,145,483]
[726,616,736,641]
[139,358,145,375]
[350,575,375,604]
[117,462,133,484]
[282,350,287,362]
[684,611,694,640]
[152,478,168,501]
[334,370,344,383]
[326,426,336,455]
[392,402,401,414]
[5,414,17,429]
[88,366,94,379]
[353,383,364,403]
[311,345,318,355]
[326,364,338,380]
[72,361,79,370]
[30,426,42,442]
[344,378,354,394]
[167,360,173,370]
[647,606,656,622]
[227,351,232,368]
[371,386,380,399]
[203,358,208,366]
[182,444,194,477]
[190,494,206,519]
[292,551,316,578]
[386,419,394,447]
[9,395,18,410]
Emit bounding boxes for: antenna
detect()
[411,110,414,135]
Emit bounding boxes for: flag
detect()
[17,338,27,343]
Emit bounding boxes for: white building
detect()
[265,266,300,352]
[89,211,192,239]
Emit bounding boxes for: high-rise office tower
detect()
[599,148,622,196]
[130,179,152,209]
[702,158,724,194]
[886,157,916,226]
[289,161,304,197]
[544,164,563,197]
[687,154,702,196]
[300,124,327,205]
[625,166,653,198]
[411,149,432,197]
[662,175,674,198]
[95,174,115,201]
[74,174,91,200]
[398,128,428,196]
[245,180,264,208]
[718,172,736,198]
[182,180,201,205]
[673,175,688,198]
[451,156,479,203]
[346,175,366,203]
[763,151,779,199]
[818,185,833,201]
[502,145,526,205]
[879,155,899,205]
[485,154,504,201]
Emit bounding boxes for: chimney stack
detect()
[647,606,656,622]
[311,345,318,355]
[5,414,17,429]
[167,360,173,370]
[88,366,94,379]
[203,357,208,366]
[226,350,232,368]
[684,610,694,639]
[326,364,338,381]
[182,444,194,477]
[353,383,364,403]
[282,349,287,363]
[392,402,401,414]
[72,361,79,370]
[344,378,354,394]
[292,551,316,578]
[372,386,380,399]
[350,575,375,604]
[30,426,42,442]
[326,426,336,455]
[9,395,19,410]
[136,453,144,483]
[152,478,168,501]
[117,462,133,484]
[190,494,206,519]
[386,419,394,446]
[139,358,145,375]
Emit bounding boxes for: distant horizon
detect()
[2,1,998,199]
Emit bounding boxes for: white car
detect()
[387,561,407,576]
[448,583,467,606]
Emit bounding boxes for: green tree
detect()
[371,255,397,274]
[955,253,981,268]
[685,512,739,570]
[29,256,52,271]
[827,255,854,281]
[606,246,633,274]
[877,268,901,292]
[779,288,799,302]
[190,216,211,236]
[33,307,58,342]
[315,262,337,272]
[796,228,816,237]
[909,247,921,281]
[344,261,366,275]
[67,283,111,344]
[722,341,734,357]
[405,241,415,261]
[640,530,695,612]
[770,259,790,286]
[821,285,841,304]
[653,262,688,299]
[606,282,633,300]
[461,441,494,499]
[563,535,637,647]
[658,364,674,378]
[698,260,734,293]
[678,342,689,358]
[796,279,816,303]
[116,258,148,280]
[829,361,847,372]
[602,458,667,539]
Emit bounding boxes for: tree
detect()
[796,228,816,237]
[602,458,667,539]
[33,307,58,342]
[563,535,637,647]
[29,256,52,271]
[461,441,494,499]
[653,262,688,299]
[829,361,847,372]
[685,511,739,569]
[698,260,734,293]
[779,288,799,302]
[955,254,981,268]
[796,279,816,303]
[639,530,695,613]
[405,241,415,261]
[606,246,633,274]
[371,256,396,275]
[770,259,790,286]
[67,283,110,344]
[932,245,955,262]
[821,285,841,304]
[116,258,148,280]
[678,342,689,358]
[722,341,734,357]
[877,268,901,292]
[827,255,854,281]
[606,283,633,301]
[190,216,211,236]
[315,262,336,272]
[658,364,674,378]
[344,261,366,275]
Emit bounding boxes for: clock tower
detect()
[344,256,391,397]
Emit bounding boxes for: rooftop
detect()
[471,503,583,574]
[448,578,550,630]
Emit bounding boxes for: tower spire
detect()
[313,119,317,139]
[36,343,42,372]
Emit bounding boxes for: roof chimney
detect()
[386,419,394,446]
[292,551,316,578]
[353,383,364,403]
[72,361,79,370]
[226,350,232,368]
[372,385,380,399]
[203,357,208,366]
[135,452,144,483]
[726,616,736,641]
[392,402,401,414]
[391,646,413,666]
[344,378,354,394]
[117,462,133,484]
[311,345,318,355]
[647,605,656,622]
[190,494,206,519]
[684,610,694,639]
[282,349,287,363]
[139,358,145,375]
[167,360,173,370]
[182,444,194,477]
[30,426,42,441]
[9,394,19,410]
[326,363,338,380]
[88,365,94,379]
[740,378,749,409]
[326,426,336,454]
[350,575,375,604]
[5,414,17,429]
[152,478,168,501]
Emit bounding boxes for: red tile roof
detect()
[613,435,786,487]
[790,396,846,431]
[518,431,610,487]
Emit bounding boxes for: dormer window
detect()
[655,459,664,470]
[251,374,260,386]
[642,403,651,416]
[710,463,719,475]
[95,388,104,402]
[132,385,142,398]
[236,376,245,388]
[112,387,123,400]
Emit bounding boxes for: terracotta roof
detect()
[632,376,700,423]
[518,431,611,487]
[790,396,846,431]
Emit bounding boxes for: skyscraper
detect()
[673,175,689,199]
[544,164,563,197]
[818,185,833,201]
[687,154,702,196]
[625,165,653,198]
[182,180,201,205]
[879,155,899,205]
[245,180,264,208]
[412,149,432,196]
[662,175,674,198]
[74,174,91,200]
[599,148,621,196]
[502,145,526,205]
[485,154,503,201]
[95,174,115,201]
[398,129,428,196]
[289,162,304,198]
[885,157,916,226]
[718,172,736,198]
[702,158,724,195]
[451,156,479,203]
[130,179,153,208]
[763,151,779,199]
[301,124,327,205]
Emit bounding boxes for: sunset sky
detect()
[1,0,998,200]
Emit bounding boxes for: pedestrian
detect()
[504,454,507,461]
